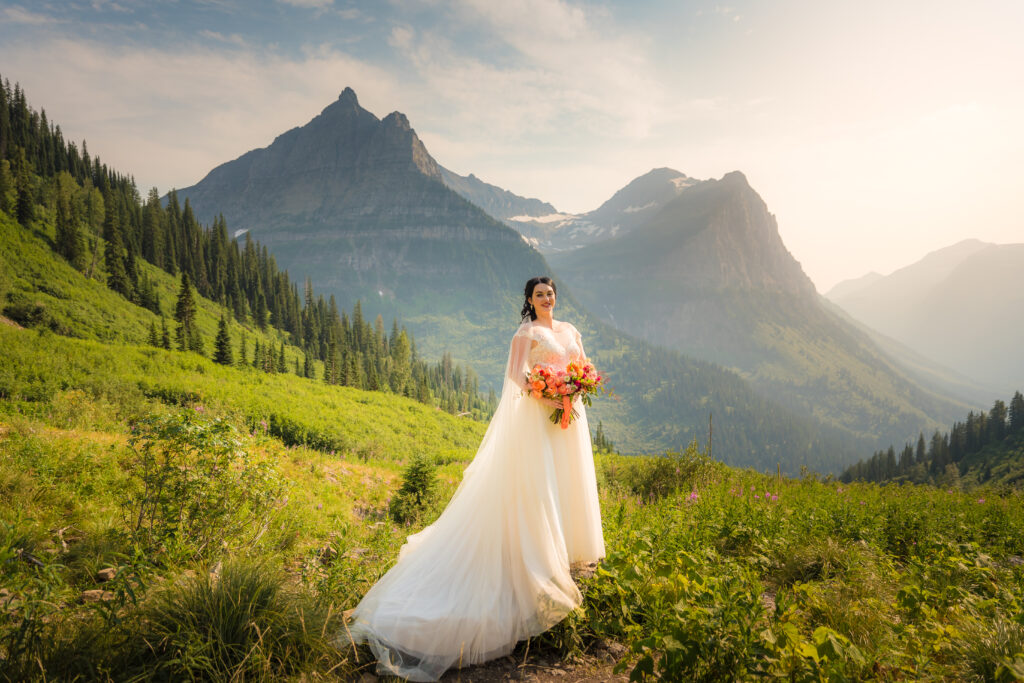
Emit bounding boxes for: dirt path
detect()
[349,640,630,682]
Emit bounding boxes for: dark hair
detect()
[520,276,556,321]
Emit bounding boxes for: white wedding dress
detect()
[347,320,605,681]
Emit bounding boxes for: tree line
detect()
[840,391,1024,485]
[0,75,495,419]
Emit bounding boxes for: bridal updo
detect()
[520,276,557,321]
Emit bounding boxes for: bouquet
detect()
[526,360,606,429]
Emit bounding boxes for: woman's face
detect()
[530,282,556,316]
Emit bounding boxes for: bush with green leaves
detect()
[390,453,438,524]
[122,409,284,561]
[604,440,713,501]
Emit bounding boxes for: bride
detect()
[347,276,605,681]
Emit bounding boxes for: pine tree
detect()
[239,332,248,368]
[160,316,171,350]
[174,271,197,352]
[147,320,160,347]
[252,339,261,369]
[54,173,85,269]
[303,351,314,379]
[104,207,132,299]
[214,314,233,365]
[989,400,1008,442]
[12,147,33,226]
[1010,391,1024,433]
[276,342,286,373]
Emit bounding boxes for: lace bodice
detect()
[528,324,583,369]
[505,321,586,391]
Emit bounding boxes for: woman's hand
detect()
[539,396,562,409]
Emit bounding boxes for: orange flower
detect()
[531,379,546,391]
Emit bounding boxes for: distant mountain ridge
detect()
[827,240,1024,393]
[438,167,556,221]
[544,169,969,445]
[171,87,878,469]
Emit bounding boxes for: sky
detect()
[2,0,1022,292]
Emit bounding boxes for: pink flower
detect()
[977,498,986,504]
[770,494,778,502]
[688,490,699,502]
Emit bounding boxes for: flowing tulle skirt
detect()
[346,393,604,681]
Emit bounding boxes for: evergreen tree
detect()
[147,320,160,347]
[54,172,85,269]
[214,314,233,365]
[103,205,132,299]
[1010,391,1024,433]
[238,332,248,368]
[11,147,33,225]
[174,271,197,352]
[988,399,1008,442]
[276,342,286,373]
[252,339,261,369]
[303,351,314,380]
[160,316,171,350]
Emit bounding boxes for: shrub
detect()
[122,409,284,561]
[613,441,712,501]
[390,453,437,524]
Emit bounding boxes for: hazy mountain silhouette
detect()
[172,88,878,468]
[828,240,1024,393]
[544,170,969,443]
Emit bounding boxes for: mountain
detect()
[438,167,556,221]
[174,87,550,375]
[548,170,970,447]
[486,167,699,252]
[170,88,873,469]
[826,240,1024,393]
[825,271,884,301]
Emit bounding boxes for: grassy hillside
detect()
[0,210,306,369]
[2,396,1023,680]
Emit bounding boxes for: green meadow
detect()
[2,347,1024,680]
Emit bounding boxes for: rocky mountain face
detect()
[438,167,555,221]
[828,241,1024,393]
[490,167,699,252]
[175,88,549,373]
[171,88,882,468]
[546,170,969,444]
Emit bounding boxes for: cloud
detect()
[198,29,248,47]
[0,36,402,194]
[390,0,669,141]
[277,0,334,8]
[2,6,62,24]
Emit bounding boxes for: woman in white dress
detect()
[347,276,605,681]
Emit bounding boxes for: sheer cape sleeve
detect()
[504,321,535,395]
[568,323,587,363]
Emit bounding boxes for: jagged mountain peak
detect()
[338,86,359,103]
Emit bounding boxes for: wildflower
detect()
[770,494,778,502]
[688,490,699,502]
[316,502,323,510]
[675,467,681,475]
[977,498,986,504]
[859,500,866,505]
[193,405,205,413]
[837,487,844,494]
[260,419,269,431]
